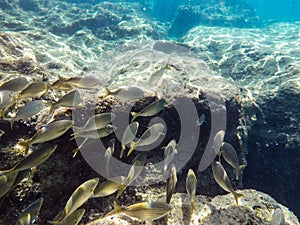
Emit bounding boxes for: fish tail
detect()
[16,139,31,155]
[3,117,14,130]
[48,102,54,115]
[116,185,126,199]
[103,85,111,98]
[233,191,244,205]
[236,164,247,180]
[106,201,122,217]
[126,141,136,157]
[130,112,139,122]
[120,144,125,158]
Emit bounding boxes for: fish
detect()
[0,90,16,117]
[106,201,173,221]
[0,145,57,176]
[51,76,73,91]
[186,169,197,211]
[49,178,99,223]
[48,90,82,116]
[16,120,73,154]
[0,172,18,198]
[197,114,206,126]
[163,139,177,176]
[149,62,171,85]
[57,208,85,225]
[0,129,5,138]
[105,139,115,176]
[220,142,246,180]
[0,169,31,207]
[93,176,125,198]
[51,76,101,91]
[0,90,14,110]
[17,82,48,101]
[15,197,44,225]
[65,76,101,90]
[166,164,177,204]
[4,100,47,130]
[72,112,116,136]
[212,161,243,205]
[117,153,147,198]
[127,123,165,156]
[120,121,139,158]
[0,77,30,92]
[131,98,165,122]
[271,207,285,225]
[104,86,145,101]
[198,129,225,171]
[70,125,116,140]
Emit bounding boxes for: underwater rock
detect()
[89,189,299,225]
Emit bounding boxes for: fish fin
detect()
[15,139,30,155]
[3,117,14,130]
[0,169,13,176]
[120,144,125,158]
[235,164,247,180]
[48,103,55,115]
[105,201,122,217]
[233,191,244,205]
[47,220,59,225]
[126,141,136,157]
[72,148,80,158]
[130,112,138,122]
[103,85,111,98]
[116,185,126,199]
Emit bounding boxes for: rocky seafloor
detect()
[0,0,299,224]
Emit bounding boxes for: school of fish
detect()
[0,75,276,224]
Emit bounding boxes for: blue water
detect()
[247,0,300,21]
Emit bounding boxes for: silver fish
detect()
[0,169,31,207]
[15,197,44,225]
[271,208,285,225]
[51,76,73,91]
[4,100,47,130]
[56,208,85,225]
[0,90,15,117]
[186,169,197,211]
[0,77,30,92]
[48,90,81,116]
[106,201,173,221]
[131,98,165,122]
[17,82,48,101]
[66,76,101,90]
[105,139,115,176]
[72,112,116,135]
[0,145,57,176]
[163,139,177,176]
[49,178,99,223]
[120,121,139,158]
[93,176,125,198]
[149,62,171,85]
[199,129,225,171]
[166,164,177,204]
[0,172,18,198]
[104,86,145,101]
[16,120,73,154]
[117,153,147,198]
[127,123,165,156]
[212,161,243,205]
[221,142,246,180]
[71,125,116,140]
